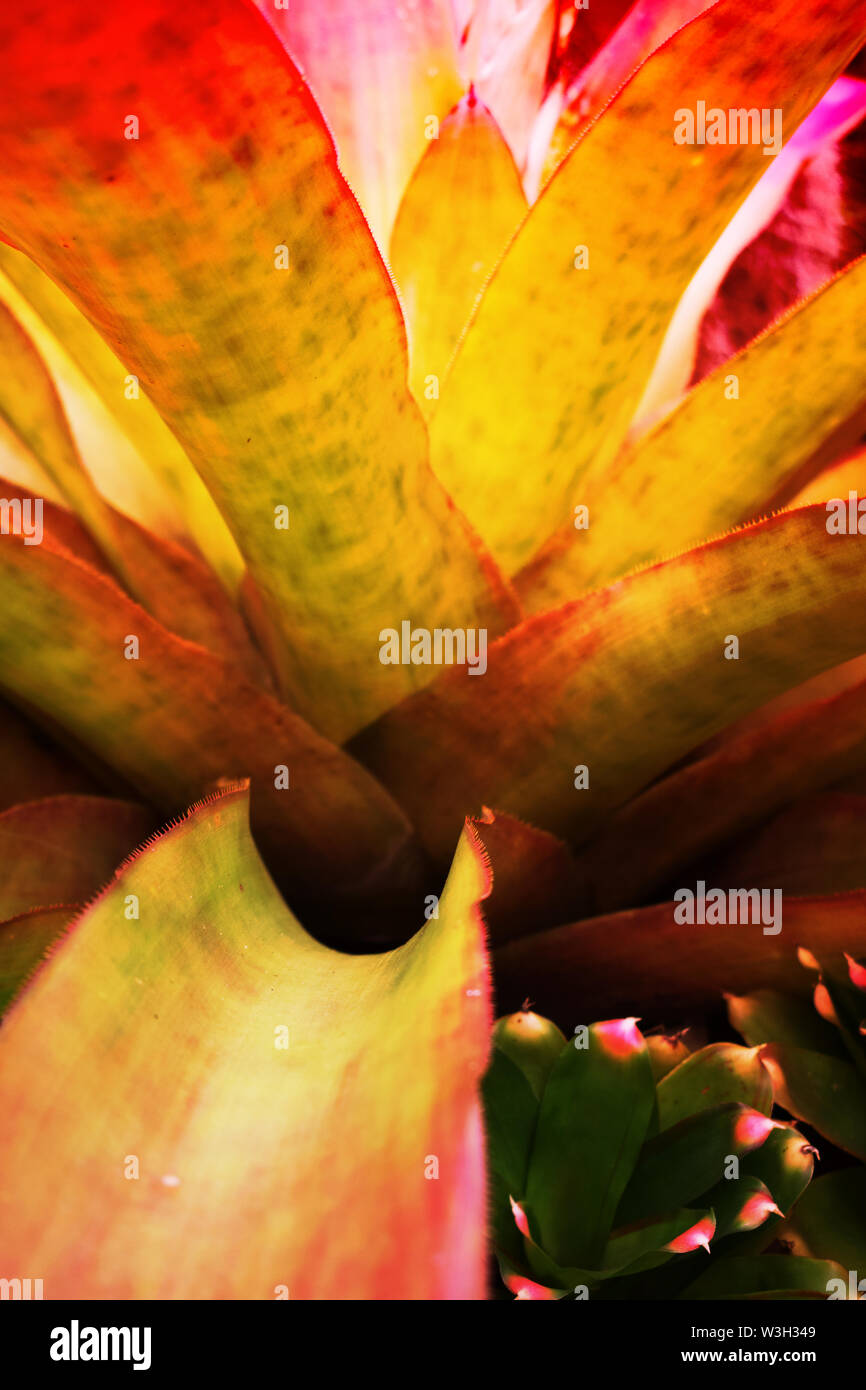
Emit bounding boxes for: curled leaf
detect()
[0,787,492,1297]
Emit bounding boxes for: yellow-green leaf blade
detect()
[0,787,491,1297]
[390,93,527,415]
[0,530,419,917]
[0,291,268,679]
[0,247,243,591]
[0,905,74,1020]
[520,256,866,608]
[0,0,515,742]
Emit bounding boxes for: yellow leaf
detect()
[431,0,866,572]
[0,249,243,590]
[390,93,527,415]
[519,257,866,609]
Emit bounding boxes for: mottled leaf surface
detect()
[0,0,514,741]
[520,257,866,609]
[354,509,866,862]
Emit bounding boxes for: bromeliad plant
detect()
[483,1010,851,1300]
[729,951,866,1163]
[2,0,866,1298]
[726,951,866,1280]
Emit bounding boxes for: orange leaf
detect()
[0,794,153,921]
[352,509,866,863]
[495,893,866,1018]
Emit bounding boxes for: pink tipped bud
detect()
[738,1190,783,1229]
[506,1275,557,1300]
[845,953,866,991]
[665,1213,716,1254]
[509,1196,530,1239]
[813,982,839,1025]
[734,1109,777,1148]
[595,1017,643,1057]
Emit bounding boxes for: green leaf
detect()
[430,0,866,571]
[760,1043,866,1159]
[656,1044,773,1131]
[681,1255,846,1299]
[483,1048,540,1268]
[524,1019,656,1268]
[646,1033,695,1082]
[483,1047,539,1199]
[604,1208,716,1269]
[0,904,75,1018]
[517,1205,716,1290]
[515,1206,719,1295]
[354,509,866,863]
[0,786,491,1297]
[701,1176,780,1239]
[739,1125,815,1218]
[0,0,515,742]
[714,1124,817,1258]
[616,1104,776,1225]
[491,1011,567,1101]
[782,1168,866,1272]
[726,987,846,1056]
